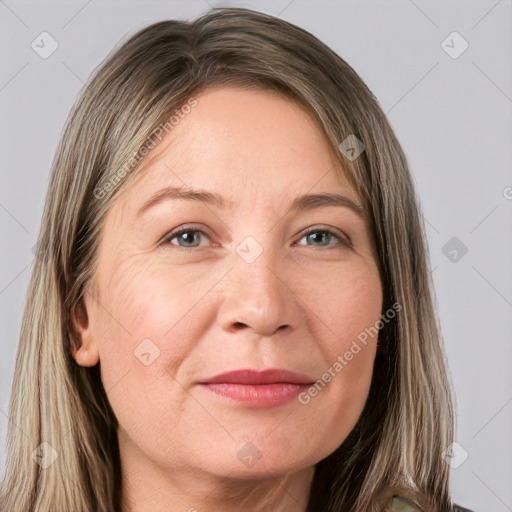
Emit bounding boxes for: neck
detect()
[119,435,315,512]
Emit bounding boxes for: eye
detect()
[159,225,351,251]
[160,225,211,250]
[295,227,351,249]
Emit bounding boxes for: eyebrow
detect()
[137,185,364,218]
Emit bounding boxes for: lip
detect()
[199,369,316,385]
[198,369,316,409]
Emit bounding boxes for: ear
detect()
[69,295,99,367]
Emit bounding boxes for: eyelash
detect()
[159,224,351,251]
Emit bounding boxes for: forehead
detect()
[115,86,359,217]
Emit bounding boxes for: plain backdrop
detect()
[1,1,511,511]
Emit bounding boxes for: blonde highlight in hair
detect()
[1,7,454,512]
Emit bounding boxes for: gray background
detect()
[1,1,511,510]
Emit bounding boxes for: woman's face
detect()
[74,86,383,480]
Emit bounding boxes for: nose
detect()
[217,244,303,338]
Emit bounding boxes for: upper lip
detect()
[199,369,316,385]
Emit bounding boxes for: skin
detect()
[72,86,383,512]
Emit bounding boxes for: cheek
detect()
[298,258,383,352]
[91,260,223,394]
[90,272,195,445]
[298,261,382,423]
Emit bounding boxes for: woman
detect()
[0,7,474,512]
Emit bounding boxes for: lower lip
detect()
[199,383,311,408]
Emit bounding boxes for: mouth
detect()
[198,369,316,409]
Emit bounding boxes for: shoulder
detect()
[384,495,476,512]
[384,495,423,511]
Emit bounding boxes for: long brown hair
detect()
[0,7,454,511]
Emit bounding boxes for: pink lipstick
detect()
[198,369,315,409]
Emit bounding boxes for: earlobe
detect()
[69,297,100,367]
[73,343,99,367]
